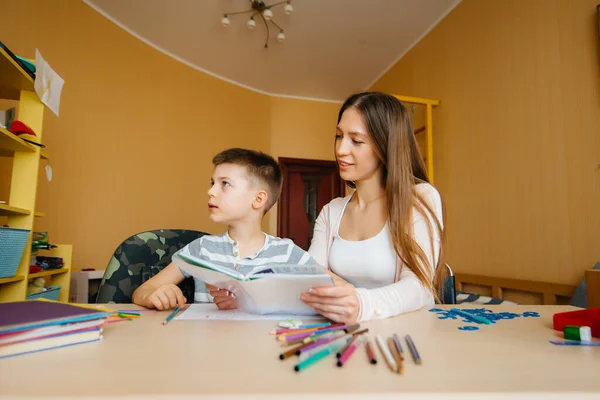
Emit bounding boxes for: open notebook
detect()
[173,252,334,315]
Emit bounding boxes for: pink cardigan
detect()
[308,183,443,321]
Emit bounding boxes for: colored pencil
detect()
[405,334,422,364]
[549,340,600,346]
[162,306,180,325]
[276,327,322,340]
[388,337,403,374]
[376,334,398,373]
[299,325,349,343]
[392,333,404,360]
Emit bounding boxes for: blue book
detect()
[0,327,103,359]
[0,301,109,335]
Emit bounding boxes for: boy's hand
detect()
[146,284,186,310]
[206,284,238,310]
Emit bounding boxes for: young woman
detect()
[300,92,446,323]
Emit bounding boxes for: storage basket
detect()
[0,227,30,278]
[26,286,61,301]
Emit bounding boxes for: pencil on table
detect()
[376,334,398,373]
[392,333,404,360]
[162,306,180,325]
[387,337,403,375]
[405,334,422,365]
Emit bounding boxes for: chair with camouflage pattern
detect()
[96,229,208,304]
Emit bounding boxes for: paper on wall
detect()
[34,49,64,117]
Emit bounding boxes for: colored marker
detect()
[299,335,352,361]
[365,337,377,364]
[344,323,361,334]
[337,336,362,367]
[298,332,345,354]
[294,344,337,372]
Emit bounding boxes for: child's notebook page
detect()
[175,304,323,321]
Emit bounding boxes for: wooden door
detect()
[278,158,345,250]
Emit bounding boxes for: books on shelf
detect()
[0,300,109,359]
[173,252,334,316]
[0,40,36,79]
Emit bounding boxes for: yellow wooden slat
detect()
[426,103,434,184]
[28,268,69,279]
[0,204,31,216]
[0,275,25,284]
[0,126,36,156]
[393,95,440,107]
[0,47,34,100]
[34,211,46,218]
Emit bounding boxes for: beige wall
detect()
[0,0,272,269]
[0,0,340,271]
[371,0,600,285]
[268,97,340,233]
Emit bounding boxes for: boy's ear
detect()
[252,190,269,211]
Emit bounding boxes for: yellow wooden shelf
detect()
[34,211,46,217]
[0,126,36,156]
[0,126,49,159]
[0,46,72,303]
[0,275,25,285]
[0,204,31,216]
[28,268,69,279]
[0,46,34,100]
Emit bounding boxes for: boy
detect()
[132,148,315,310]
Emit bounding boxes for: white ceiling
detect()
[84,0,460,102]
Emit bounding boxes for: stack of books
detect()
[0,300,109,359]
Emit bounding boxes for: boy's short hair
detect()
[212,148,283,213]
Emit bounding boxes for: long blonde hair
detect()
[337,92,446,299]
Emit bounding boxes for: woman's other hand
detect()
[300,272,360,323]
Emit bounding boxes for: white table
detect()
[0,304,599,399]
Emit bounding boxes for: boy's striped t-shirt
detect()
[176,232,315,302]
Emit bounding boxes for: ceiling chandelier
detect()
[221,0,293,49]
